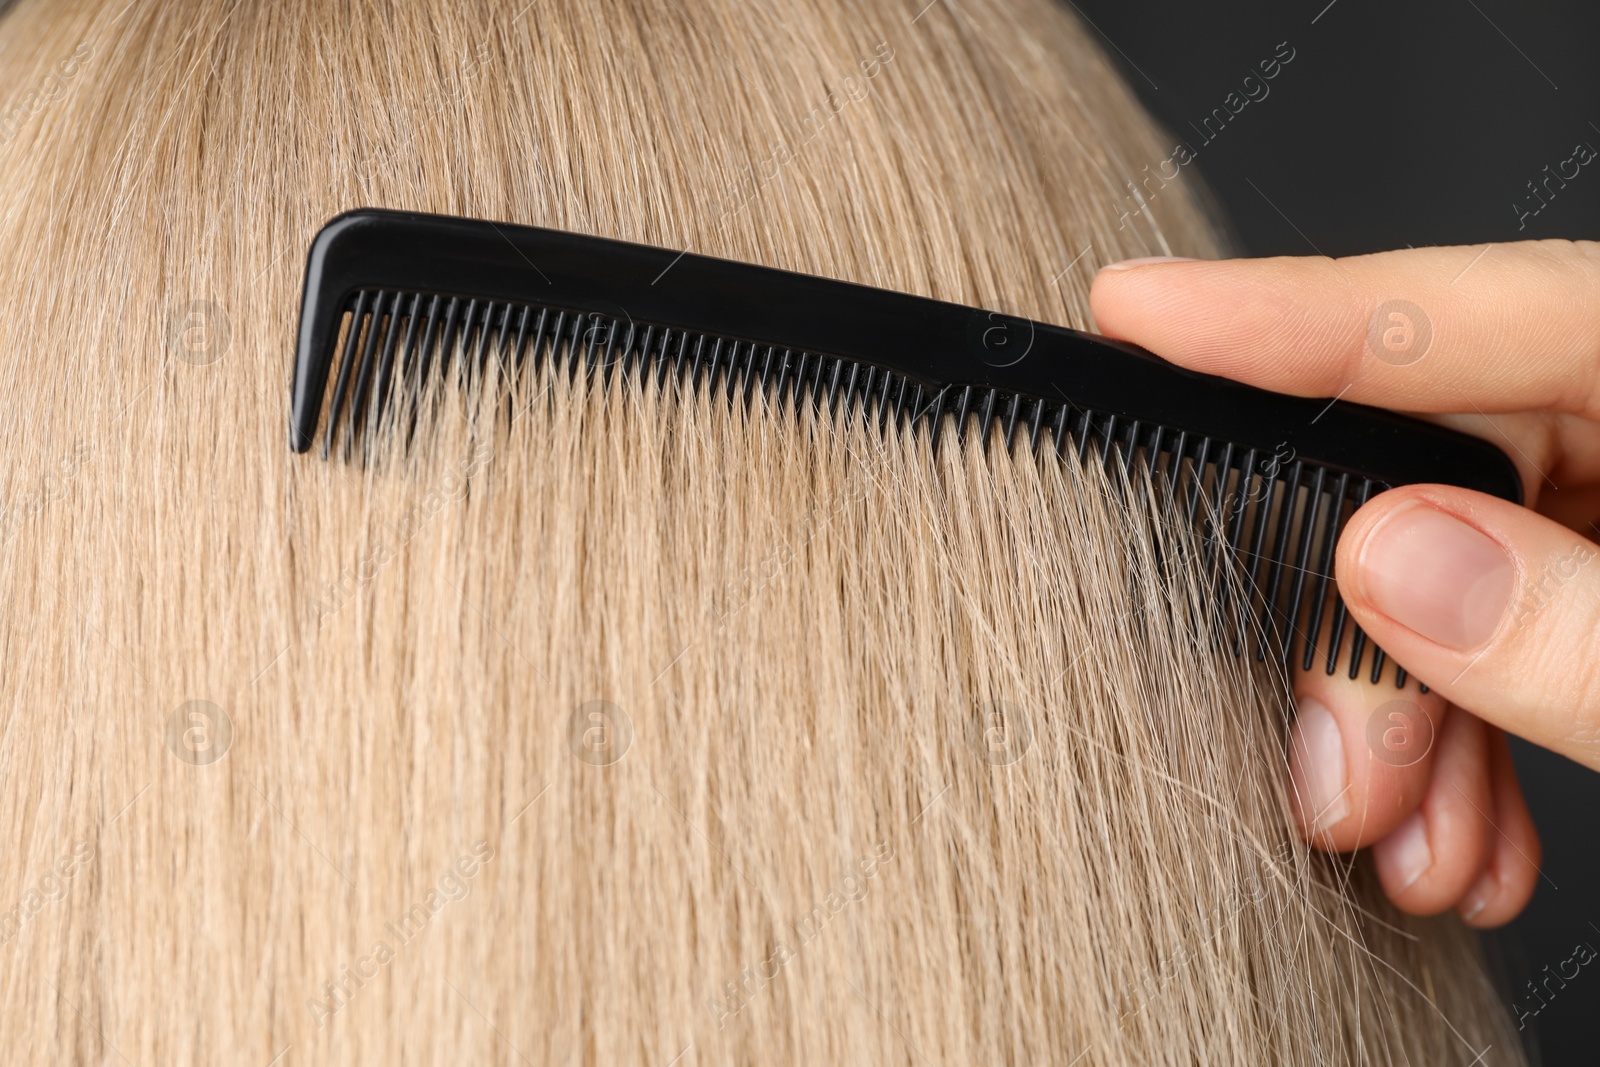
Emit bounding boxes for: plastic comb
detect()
[289,209,1523,687]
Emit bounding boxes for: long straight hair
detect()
[0,0,1523,1063]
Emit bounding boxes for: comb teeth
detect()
[314,287,963,448]
[310,286,1411,684]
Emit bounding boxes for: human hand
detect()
[1090,241,1600,926]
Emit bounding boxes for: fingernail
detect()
[1459,875,1498,922]
[1289,698,1349,833]
[1384,811,1432,892]
[1098,255,1202,271]
[1357,503,1515,650]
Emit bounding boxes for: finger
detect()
[1089,241,1600,419]
[1335,484,1600,770]
[1371,707,1493,915]
[1457,732,1542,928]
[1288,669,1444,851]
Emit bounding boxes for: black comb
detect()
[290,209,1523,687]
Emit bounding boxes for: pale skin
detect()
[1090,240,1600,927]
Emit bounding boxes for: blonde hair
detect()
[0,0,1523,1063]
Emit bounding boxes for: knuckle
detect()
[1540,579,1600,712]
[1541,241,1600,412]
[1528,238,1600,282]
[1564,238,1600,274]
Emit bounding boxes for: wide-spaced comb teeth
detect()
[290,209,1524,687]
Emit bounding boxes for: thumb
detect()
[1336,484,1600,770]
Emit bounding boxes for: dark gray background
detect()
[1062,0,1598,1061]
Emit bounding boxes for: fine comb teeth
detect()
[290,209,1524,687]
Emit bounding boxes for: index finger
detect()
[1088,241,1600,420]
